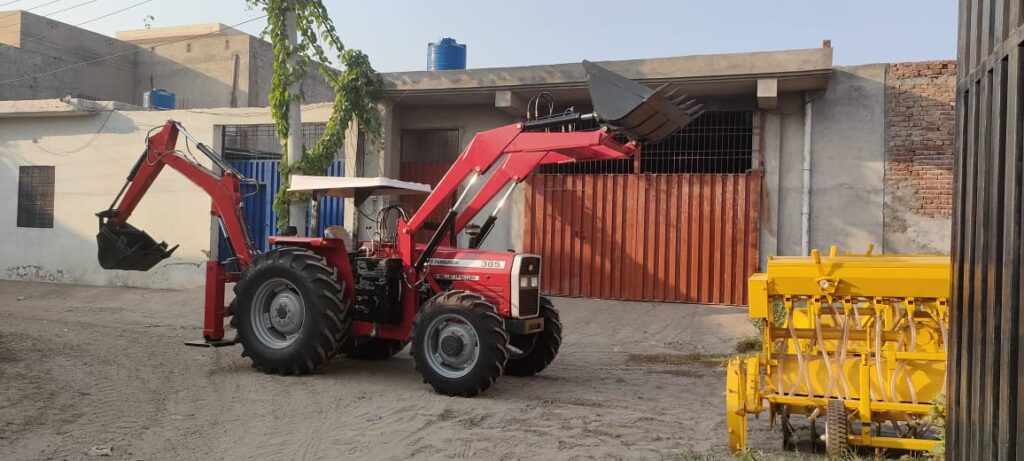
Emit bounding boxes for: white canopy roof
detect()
[288,175,431,198]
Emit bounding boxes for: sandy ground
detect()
[0,280,787,460]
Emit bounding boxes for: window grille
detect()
[221,123,331,160]
[17,166,55,228]
[538,110,754,175]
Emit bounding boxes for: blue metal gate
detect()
[218,160,345,260]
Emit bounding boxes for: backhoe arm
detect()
[97,120,255,271]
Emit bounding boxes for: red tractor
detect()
[95,61,701,396]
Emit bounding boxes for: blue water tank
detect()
[143,89,176,110]
[427,38,467,71]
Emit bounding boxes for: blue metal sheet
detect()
[218,160,345,260]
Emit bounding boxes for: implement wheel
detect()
[410,290,509,397]
[504,297,562,376]
[825,399,850,458]
[340,337,407,360]
[232,247,349,375]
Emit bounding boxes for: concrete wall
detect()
[132,35,251,108]
[0,11,137,102]
[0,102,335,289]
[0,14,334,109]
[760,63,944,264]
[760,92,809,262]
[807,64,888,253]
[129,33,333,109]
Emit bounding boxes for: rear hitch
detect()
[96,210,178,271]
[184,338,237,348]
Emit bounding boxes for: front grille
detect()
[516,256,541,318]
[518,288,540,317]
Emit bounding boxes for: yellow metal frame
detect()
[728,246,949,454]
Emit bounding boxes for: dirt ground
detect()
[0,280,790,460]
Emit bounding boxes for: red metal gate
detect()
[524,173,761,305]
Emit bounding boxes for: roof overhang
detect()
[0,98,140,118]
[382,48,832,106]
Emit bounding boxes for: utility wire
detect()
[36,0,96,17]
[20,0,153,45]
[0,14,268,86]
[0,0,23,7]
[0,0,67,23]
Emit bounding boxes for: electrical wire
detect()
[31,108,113,156]
[19,0,153,46]
[29,0,97,18]
[0,0,68,27]
[0,14,267,86]
[0,0,23,7]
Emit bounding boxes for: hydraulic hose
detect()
[786,303,813,397]
[875,311,890,402]
[833,310,853,400]
[814,302,836,398]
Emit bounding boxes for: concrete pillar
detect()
[757,79,778,110]
[495,90,527,117]
[759,110,782,270]
[342,120,361,238]
[284,9,306,235]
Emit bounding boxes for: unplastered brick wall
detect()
[885,61,956,218]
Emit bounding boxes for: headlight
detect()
[530,276,539,288]
[520,276,530,288]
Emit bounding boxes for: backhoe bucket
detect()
[583,60,703,143]
[96,222,177,271]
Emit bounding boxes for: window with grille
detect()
[538,110,754,175]
[17,166,55,228]
[221,123,332,160]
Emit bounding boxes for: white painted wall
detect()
[0,102,335,288]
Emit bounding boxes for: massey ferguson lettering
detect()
[426,258,507,269]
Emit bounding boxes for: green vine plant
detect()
[247,0,384,231]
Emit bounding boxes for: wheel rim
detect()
[250,278,305,349]
[424,313,480,379]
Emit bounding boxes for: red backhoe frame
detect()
[104,120,636,344]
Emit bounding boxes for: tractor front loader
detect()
[95,61,702,396]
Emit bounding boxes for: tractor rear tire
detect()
[231,247,350,375]
[410,290,509,397]
[825,398,850,458]
[504,297,561,376]
[340,337,407,360]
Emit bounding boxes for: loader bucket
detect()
[583,60,703,143]
[96,222,177,271]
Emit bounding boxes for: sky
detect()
[8,0,959,72]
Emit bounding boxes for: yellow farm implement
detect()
[727,246,949,456]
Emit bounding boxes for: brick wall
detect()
[885,61,957,219]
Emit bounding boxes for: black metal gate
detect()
[950,2,1024,459]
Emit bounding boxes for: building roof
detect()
[382,47,833,106]
[115,23,246,44]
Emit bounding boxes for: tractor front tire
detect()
[232,247,350,375]
[340,337,407,360]
[505,297,562,376]
[410,290,509,397]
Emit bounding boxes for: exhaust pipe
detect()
[583,60,703,143]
